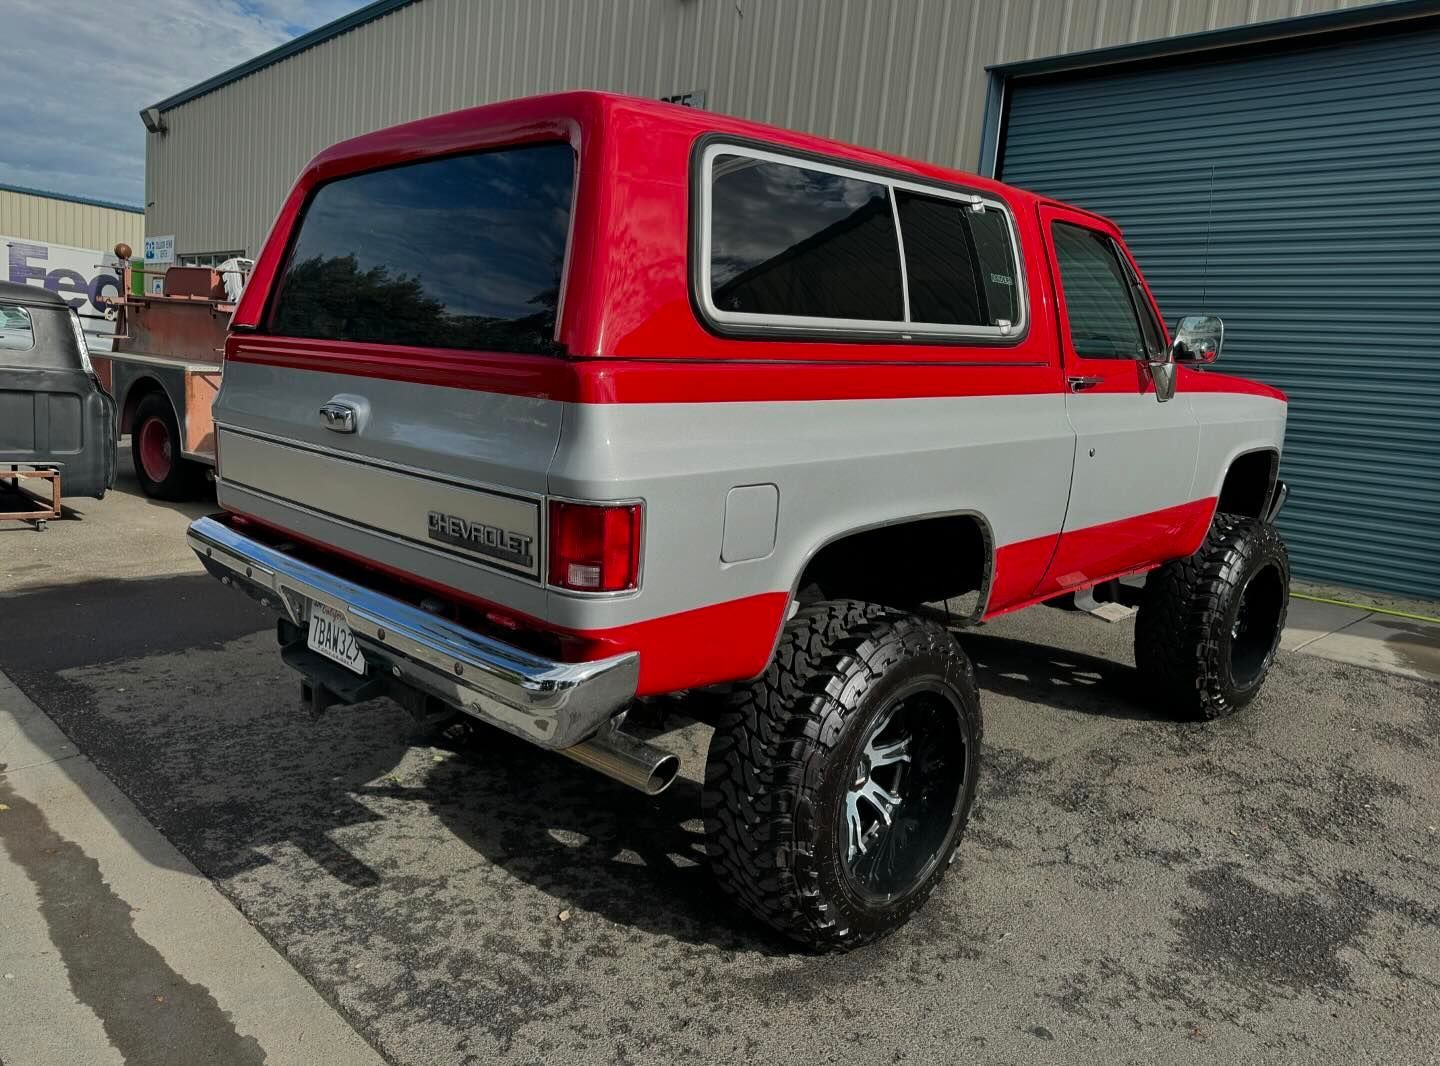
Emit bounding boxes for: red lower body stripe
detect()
[986,497,1217,619]
[223,495,1218,697]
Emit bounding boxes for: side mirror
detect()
[1170,314,1223,364]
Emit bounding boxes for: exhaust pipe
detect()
[559,723,681,796]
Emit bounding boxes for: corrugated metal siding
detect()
[145,0,1374,258]
[0,188,143,253]
[999,20,1440,599]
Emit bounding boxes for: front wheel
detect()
[702,600,982,952]
[1135,512,1290,720]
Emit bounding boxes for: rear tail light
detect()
[547,500,642,592]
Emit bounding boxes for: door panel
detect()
[1037,206,1199,594]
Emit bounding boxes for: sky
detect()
[0,0,371,208]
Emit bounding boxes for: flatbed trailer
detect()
[93,263,234,499]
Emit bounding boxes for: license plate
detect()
[307,602,367,676]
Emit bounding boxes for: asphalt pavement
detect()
[2,471,1438,1065]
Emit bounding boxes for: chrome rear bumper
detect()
[186,514,638,750]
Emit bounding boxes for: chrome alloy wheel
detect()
[841,688,969,901]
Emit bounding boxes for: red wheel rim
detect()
[138,416,173,483]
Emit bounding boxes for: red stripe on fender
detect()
[575,358,1061,403]
[561,593,789,695]
[987,533,1059,614]
[985,497,1217,619]
[227,340,1281,407]
[227,336,584,402]
[226,495,1219,695]
[228,335,1064,404]
[1178,366,1286,401]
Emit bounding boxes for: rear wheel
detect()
[131,392,206,500]
[1135,512,1290,720]
[702,600,981,951]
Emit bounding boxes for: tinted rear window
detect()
[268,143,573,354]
[709,155,904,322]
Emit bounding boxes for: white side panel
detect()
[1190,391,1288,499]
[1061,391,1200,531]
[544,393,1076,628]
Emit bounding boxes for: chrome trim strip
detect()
[213,421,544,503]
[697,141,1030,341]
[219,477,542,582]
[187,514,637,749]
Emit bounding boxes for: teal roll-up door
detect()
[998,21,1440,600]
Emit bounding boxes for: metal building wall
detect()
[997,18,1440,599]
[0,187,143,254]
[144,0,1378,258]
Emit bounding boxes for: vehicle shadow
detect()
[957,630,1173,721]
[359,719,797,955]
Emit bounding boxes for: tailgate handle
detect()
[319,400,358,433]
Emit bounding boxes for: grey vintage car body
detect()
[0,281,117,499]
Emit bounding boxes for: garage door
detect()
[998,21,1440,600]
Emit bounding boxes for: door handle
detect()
[319,400,357,433]
[1067,375,1104,393]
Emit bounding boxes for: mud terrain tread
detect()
[701,599,979,951]
[1135,512,1289,720]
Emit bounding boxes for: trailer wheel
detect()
[131,392,206,500]
[703,600,981,951]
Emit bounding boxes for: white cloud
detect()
[0,0,369,206]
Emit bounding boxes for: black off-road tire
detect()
[1135,512,1290,720]
[131,392,208,501]
[702,600,982,952]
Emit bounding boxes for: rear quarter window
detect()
[267,143,574,355]
[709,155,904,322]
[698,143,1026,341]
[0,305,34,352]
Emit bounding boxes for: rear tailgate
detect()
[214,142,575,615]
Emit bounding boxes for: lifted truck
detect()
[189,93,1290,951]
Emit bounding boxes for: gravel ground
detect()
[3,538,1437,1065]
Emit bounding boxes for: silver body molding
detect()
[211,362,1287,635]
[186,514,639,749]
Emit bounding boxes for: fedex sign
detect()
[4,236,123,350]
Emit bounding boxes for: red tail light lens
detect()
[547,500,642,592]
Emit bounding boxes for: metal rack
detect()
[0,465,62,530]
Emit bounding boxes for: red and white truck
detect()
[189,93,1290,950]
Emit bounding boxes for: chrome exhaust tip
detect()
[559,723,682,795]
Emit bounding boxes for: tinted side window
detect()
[894,191,983,326]
[269,144,573,355]
[0,305,34,352]
[969,209,1020,325]
[1052,223,1144,359]
[709,156,903,322]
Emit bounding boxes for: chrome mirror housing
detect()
[1145,354,1177,403]
[1171,314,1223,364]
